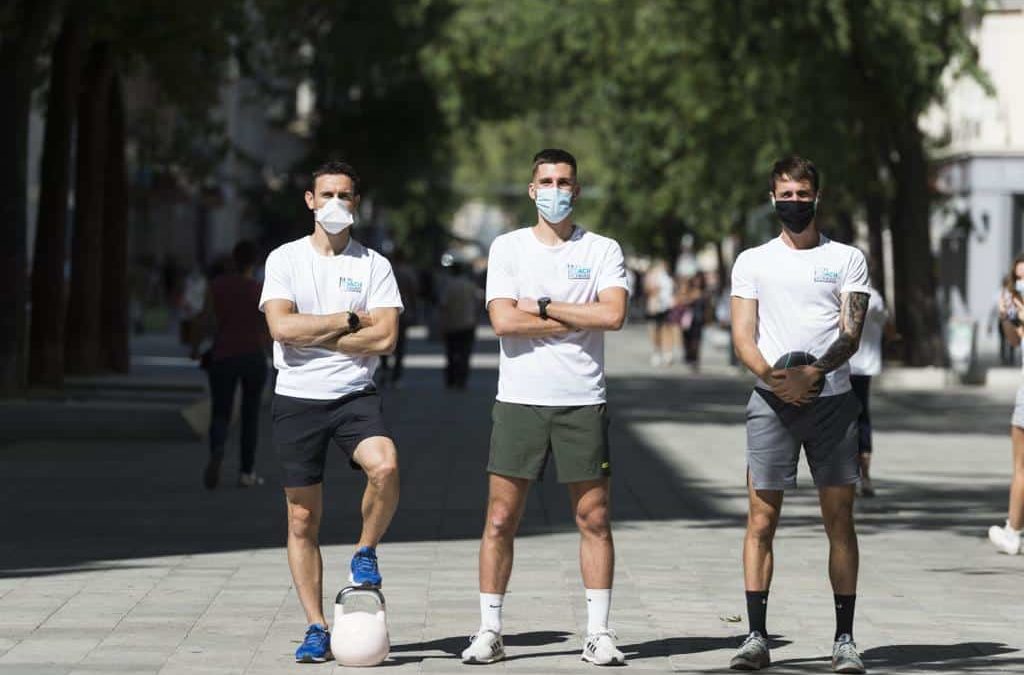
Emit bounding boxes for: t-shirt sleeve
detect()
[597,240,631,295]
[259,248,294,311]
[731,251,757,299]
[485,237,518,306]
[368,257,405,312]
[841,249,873,296]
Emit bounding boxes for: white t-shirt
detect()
[259,236,404,400]
[486,226,630,406]
[849,287,887,377]
[731,235,872,397]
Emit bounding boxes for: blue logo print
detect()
[813,267,839,283]
[568,264,592,280]
[339,277,364,293]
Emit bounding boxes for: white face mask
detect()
[315,198,355,235]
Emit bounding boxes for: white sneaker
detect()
[582,629,625,666]
[461,630,505,664]
[238,473,264,487]
[649,354,663,367]
[988,522,1022,555]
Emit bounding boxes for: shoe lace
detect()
[304,625,327,645]
[741,632,765,649]
[586,629,618,650]
[353,549,378,575]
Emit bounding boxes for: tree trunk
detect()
[101,71,130,372]
[865,189,886,298]
[65,43,114,375]
[0,0,62,396]
[890,124,945,366]
[831,208,856,245]
[28,12,84,388]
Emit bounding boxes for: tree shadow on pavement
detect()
[770,641,1018,673]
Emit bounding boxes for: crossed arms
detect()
[732,291,870,405]
[488,287,628,338]
[263,299,399,356]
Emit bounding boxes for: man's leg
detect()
[285,484,327,626]
[480,473,530,596]
[819,484,859,640]
[569,479,614,633]
[204,359,238,489]
[744,476,783,636]
[352,436,400,549]
[238,355,267,477]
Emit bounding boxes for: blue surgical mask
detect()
[534,187,574,224]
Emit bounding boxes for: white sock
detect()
[480,593,503,633]
[586,588,611,635]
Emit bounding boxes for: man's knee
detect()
[485,501,521,541]
[747,510,779,544]
[366,457,399,488]
[288,503,320,540]
[575,503,612,540]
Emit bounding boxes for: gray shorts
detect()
[745,388,861,490]
[1012,386,1024,429]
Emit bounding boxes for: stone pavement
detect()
[0,326,1021,674]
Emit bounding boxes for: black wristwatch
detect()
[537,297,551,320]
[346,311,361,333]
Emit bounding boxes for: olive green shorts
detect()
[488,401,611,483]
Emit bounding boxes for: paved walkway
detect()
[0,326,1021,674]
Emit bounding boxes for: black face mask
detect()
[774,200,816,234]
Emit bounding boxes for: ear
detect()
[527,182,536,201]
[768,192,776,205]
[352,194,361,212]
[572,183,581,200]
[304,190,316,211]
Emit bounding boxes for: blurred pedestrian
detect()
[989,253,1024,555]
[643,260,675,366]
[678,271,709,371]
[380,250,419,388]
[260,160,403,662]
[191,241,269,489]
[848,284,891,498]
[439,261,480,389]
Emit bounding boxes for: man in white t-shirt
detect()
[259,160,403,663]
[729,156,871,674]
[461,149,630,666]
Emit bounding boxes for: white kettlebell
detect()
[331,586,390,667]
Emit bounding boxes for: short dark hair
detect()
[532,148,577,178]
[311,160,360,194]
[232,240,256,271]
[769,155,820,194]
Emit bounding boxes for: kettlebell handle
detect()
[336,585,386,607]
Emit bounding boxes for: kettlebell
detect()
[331,586,390,667]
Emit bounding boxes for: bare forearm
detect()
[270,312,347,347]
[815,292,869,373]
[491,309,572,338]
[734,337,772,379]
[337,323,397,356]
[546,300,625,331]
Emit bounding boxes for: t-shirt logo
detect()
[567,264,592,280]
[339,277,363,293]
[813,267,839,284]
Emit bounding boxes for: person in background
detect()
[380,250,419,388]
[191,240,270,489]
[989,252,1024,555]
[644,260,675,366]
[439,261,481,389]
[679,271,709,372]
[848,283,890,498]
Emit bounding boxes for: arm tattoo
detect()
[814,292,870,374]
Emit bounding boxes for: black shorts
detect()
[271,390,392,488]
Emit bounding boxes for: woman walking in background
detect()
[644,260,676,366]
[191,241,270,489]
[989,253,1024,554]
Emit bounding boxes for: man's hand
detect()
[769,366,822,405]
[354,311,374,329]
[517,297,540,316]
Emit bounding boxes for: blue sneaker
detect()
[295,623,331,663]
[349,546,382,587]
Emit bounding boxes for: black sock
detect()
[745,591,769,636]
[834,594,856,640]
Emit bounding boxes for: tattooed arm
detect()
[814,291,870,373]
[772,291,870,405]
